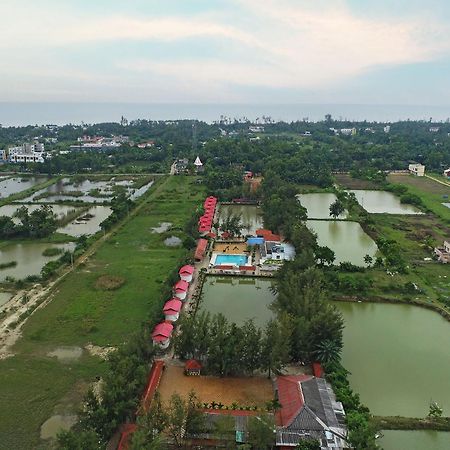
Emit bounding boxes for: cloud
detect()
[0,0,450,101]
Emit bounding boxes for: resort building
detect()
[179,265,195,282]
[151,322,174,349]
[163,298,183,322]
[198,196,217,234]
[443,168,450,179]
[275,375,348,449]
[7,142,46,163]
[173,280,189,300]
[195,238,208,261]
[408,163,425,177]
[435,240,450,263]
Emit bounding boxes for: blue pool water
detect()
[214,254,248,266]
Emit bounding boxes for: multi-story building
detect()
[7,143,46,163]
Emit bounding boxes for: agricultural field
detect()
[0,176,204,450]
[387,173,450,222]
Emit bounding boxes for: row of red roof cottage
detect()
[151,264,195,349]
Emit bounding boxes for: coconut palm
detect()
[314,339,342,365]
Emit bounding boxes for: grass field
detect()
[0,176,204,450]
[387,173,450,222]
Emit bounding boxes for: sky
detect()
[2,0,450,105]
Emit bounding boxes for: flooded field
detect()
[217,204,264,234]
[349,189,422,214]
[0,203,81,222]
[297,193,348,219]
[0,292,13,307]
[307,220,378,266]
[58,205,112,237]
[0,176,49,199]
[335,301,450,416]
[0,242,75,281]
[40,414,77,440]
[21,177,153,203]
[201,276,274,327]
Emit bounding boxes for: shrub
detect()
[95,275,126,291]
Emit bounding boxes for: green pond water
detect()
[201,278,450,419]
[0,203,81,222]
[379,430,450,450]
[336,301,450,417]
[200,276,274,327]
[297,193,348,219]
[0,242,75,281]
[217,204,264,235]
[349,189,422,214]
[307,220,378,266]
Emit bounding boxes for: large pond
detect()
[297,193,348,219]
[58,205,112,237]
[0,176,48,199]
[0,204,81,222]
[379,430,450,450]
[217,204,264,235]
[335,301,450,417]
[201,276,274,327]
[21,178,153,203]
[348,190,422,214]
[0,242,75,281]
[307,220,378,266]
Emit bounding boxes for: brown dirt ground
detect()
[157,365,273,407]
[334,173,379,189]
[387,173,450,195]
[213,243,248,254]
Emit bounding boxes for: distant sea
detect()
[1,102,450,127]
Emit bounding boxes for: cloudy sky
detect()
[1,0,450,105]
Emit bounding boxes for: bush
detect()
[42,247,64,257]
[95,275,126,291]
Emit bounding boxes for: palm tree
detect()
[314,339,341,365]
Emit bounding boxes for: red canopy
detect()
[195,239,208,260]
[152,322,174,341]
[179,265,195,275]
[163,299,182,314]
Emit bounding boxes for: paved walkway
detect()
[425,174,450,188]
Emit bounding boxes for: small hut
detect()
[185,359,202,376]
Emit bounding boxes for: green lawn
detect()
[0,176,204,450]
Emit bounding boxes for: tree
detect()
[428,401,443,418]
[261,318,291,377]
[329,199,345,219]
[314,339,342,365]
[295,439,321,450]
[57,429,103,450]
[315,245,335,266]
[246,415,276,449]
[166,393,187,447]
[363,254,373,266]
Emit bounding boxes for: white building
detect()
[249,125,264,133]
[408,163,425,177]
[384,125,391,133]
[340,128,357,136]
[8,143,46,163]
[429,127,440,133]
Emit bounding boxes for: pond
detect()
[297,193,348,219]
[58,205,112,237]
[0,204,81,222]
[379,430,450,450]
[335,301,450,417]
[0,242,75,281]
[0,176,49,199]
[307,220,378,266]
[200,276,274,327]
[348,190,422,214]
[217,205,264,235]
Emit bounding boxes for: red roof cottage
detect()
[151,322,174,349]
[163,299,183,322]
[179,264,195,282]
[173,279,189,300]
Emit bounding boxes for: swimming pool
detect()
[213,254,249,266]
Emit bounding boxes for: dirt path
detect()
[0,177,170,359]
[425,174,450,188]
